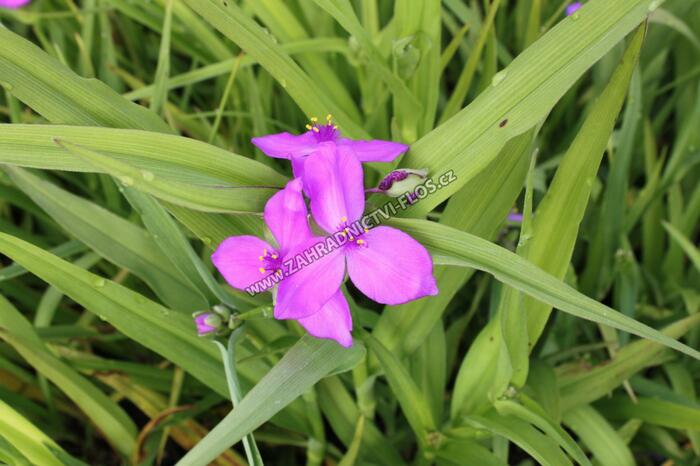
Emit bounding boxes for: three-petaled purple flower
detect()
[0,0,31,8]
[212,178,354,347]
[212,118,438,347]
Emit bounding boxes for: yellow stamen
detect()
[357,239,365,245]
[312,127,320,133]
[271,254,278,259]
[276,270,283,277]
[333,125,338,130]
[259,267,266,274]
[263,249,267,257]
[258,256,264,261]
[341,216,347,222]
[363,228,369,233]
[310,117,318,122]
[326,114,332,122]
[305,124,312,130]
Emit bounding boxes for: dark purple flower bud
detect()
[373,169,428,198]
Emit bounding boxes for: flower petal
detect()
[211,236,277,291]
[296,291,353,347]
[339,138,409,162]
[303,143,365,232]
[275,241,346,319]
[0,0,31,7]
[264,178,312,254]
[346,226,438,305]
[251,131,318,159]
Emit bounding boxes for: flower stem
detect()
[213,327,265,466]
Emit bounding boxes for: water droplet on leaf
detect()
[491,71,507,86]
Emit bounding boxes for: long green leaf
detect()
[5,166,207,311]
[389,218,700,361]
[0,28,170,132]
[0,295,137,456]
[176,336,365,466]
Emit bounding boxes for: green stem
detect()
[213,328,265,466]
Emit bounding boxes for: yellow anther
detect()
[349,236,355,241]
[258,256,264,261]
[312,127,320,133]
[357,239,365,245]
[363,228,369,233]
[310,117,318,122]
[340,231,346,237]
[333,125,338,130]
[276,269,283,277]
[271,254,278,259]
[263,249,267,256]
[259,267,266,274]
[305,124,312,130]
[326,114,332,121]
[340,216,347,222]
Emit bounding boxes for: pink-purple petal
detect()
[303,144,365,232]
[275,243,346,320]
[211,236,277,291]
[346,226,438,305]
[264,178,312,254]
[296,290,353,347]
[340,138,409,163]
[251,131,317,159]
[0,0,31,7]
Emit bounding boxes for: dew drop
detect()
[94,278,106,287]
[491,71,507,86]
[141,170,155,182]
[120,176,134,187]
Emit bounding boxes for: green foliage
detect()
[0,0,699,465]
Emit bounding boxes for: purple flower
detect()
[566,2,582,16]
[507,212,523,223]
[0,0,31,8]
[273,145,438,322]
[212,178,353,347]
[251,115,409,179]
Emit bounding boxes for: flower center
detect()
[336,216,369,249]
[258,248,283,276]
[305,114,339,142]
